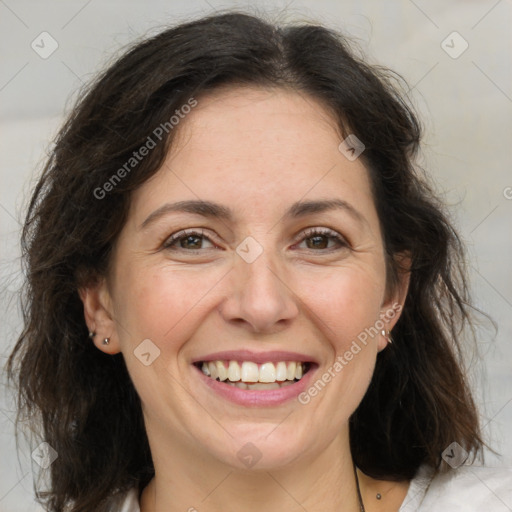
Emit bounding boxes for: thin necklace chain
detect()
[353,464,366,512]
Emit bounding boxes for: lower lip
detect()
[193,364,317,406]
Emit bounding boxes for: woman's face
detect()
[90,86,406,470]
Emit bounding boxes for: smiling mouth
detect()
[194,360,313,390]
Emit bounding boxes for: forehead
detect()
[128,86,377,228]
[174,85,342,157]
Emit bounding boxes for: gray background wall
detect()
[1,1,511,510]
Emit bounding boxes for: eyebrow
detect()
[140,198,367,230]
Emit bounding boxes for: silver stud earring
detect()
[102,338,110,345]
[88,331,96,338]
[381,329,393,344]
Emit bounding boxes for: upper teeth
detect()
[201,361,305,383]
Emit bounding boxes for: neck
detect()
[140,424,362,512]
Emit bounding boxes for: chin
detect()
[201,426,310,471]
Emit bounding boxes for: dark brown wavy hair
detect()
[7,10,486,512]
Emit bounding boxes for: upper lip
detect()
[192,350,318,365]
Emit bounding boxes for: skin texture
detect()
[81,86,410,511]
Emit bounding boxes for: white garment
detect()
[115,464,512,511]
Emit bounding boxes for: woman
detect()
[7,11,511,512]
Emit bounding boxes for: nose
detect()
[218,247,299,334]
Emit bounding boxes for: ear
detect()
[78,277,121,355]
[378,251,411,352]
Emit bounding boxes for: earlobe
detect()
[78,278,121,354]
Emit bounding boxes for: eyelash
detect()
[162,227,348,253]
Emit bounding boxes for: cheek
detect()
[296,263,386,351]
[112,263,220,413]
[299,268,384,417]
[113,261,226,345]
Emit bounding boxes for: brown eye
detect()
[295,228,348,251]
[163,229,216,251]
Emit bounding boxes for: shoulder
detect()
[103,467,512,512]
[400,464,512,512]
[110,487,140,512]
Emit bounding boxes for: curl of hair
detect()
[7,11,485,511]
